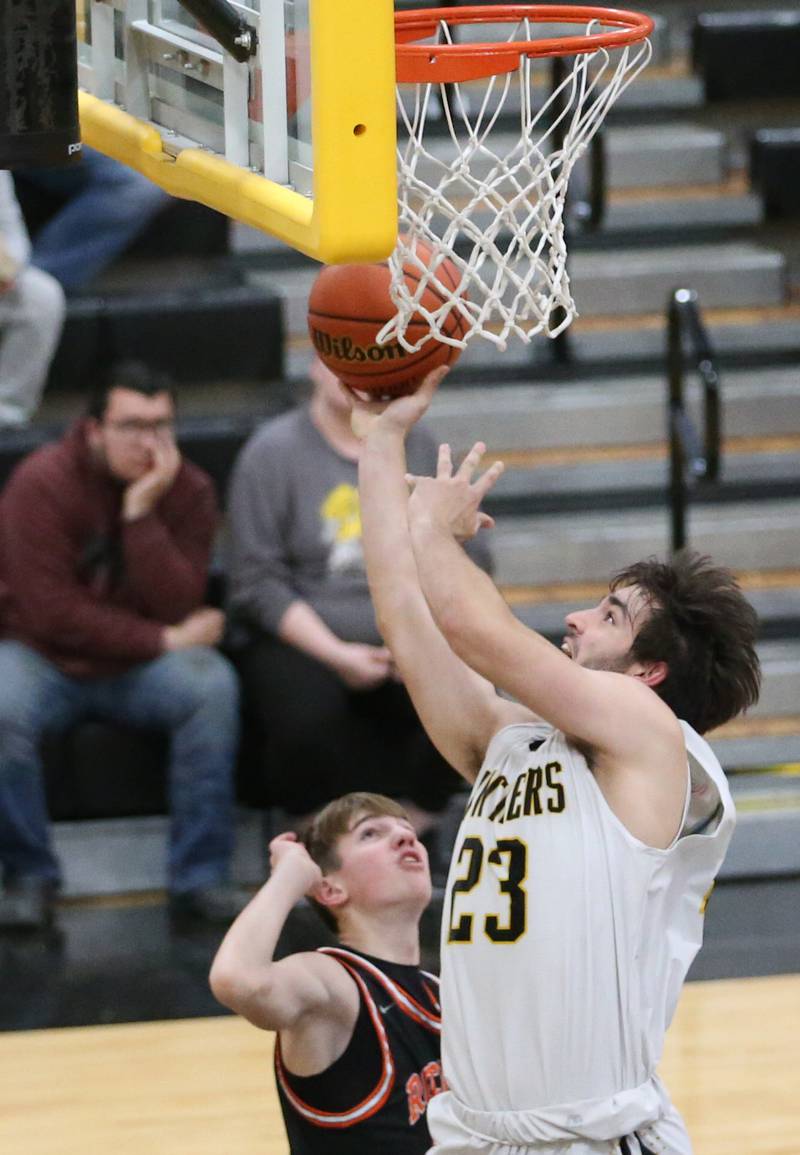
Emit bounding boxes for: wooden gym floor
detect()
[1,879,798,1153]
[2,974,799,1155]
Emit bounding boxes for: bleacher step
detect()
[455,61,703,122]
[712,724,800,774]
[52,812,266,900]
[600,185,761,234]
[257,241,787,344]
[722,759,800,878]
[425,365,800,454]
[604,123,727,188]
[490,498,800,587]
[563,305,800,369]
[395,123,729,191]
[747,643,800,718]
[612,69,704,116]
[286,303,800,378]
[488,442,800,510]
[571,242,785,316]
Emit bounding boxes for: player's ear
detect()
[631,659,668,688]
[313,875,348,912]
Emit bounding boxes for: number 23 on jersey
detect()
[447,836,528,944]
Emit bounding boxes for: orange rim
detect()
[395,4,654,83]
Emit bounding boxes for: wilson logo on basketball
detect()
[310,329,409,364]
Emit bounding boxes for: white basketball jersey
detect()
[434,720,735,1145]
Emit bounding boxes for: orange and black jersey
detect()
[275,947,445,1155]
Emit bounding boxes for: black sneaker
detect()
[0,878,57,931]
[168,884,252,926]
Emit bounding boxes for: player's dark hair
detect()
[87,360,176,420]
[611,551,761,734]
[303,792,411,933]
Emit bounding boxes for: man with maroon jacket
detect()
[0,362,245,929]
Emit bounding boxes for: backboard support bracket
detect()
[78,0,398,263]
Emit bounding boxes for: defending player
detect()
[354,366,761,1155]
[209,792,444,1154]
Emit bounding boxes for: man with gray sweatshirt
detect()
[0,172,65,426]
[226,358,493,862]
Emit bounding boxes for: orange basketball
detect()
[307,243,467,397]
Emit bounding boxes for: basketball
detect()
[307,243,467,397]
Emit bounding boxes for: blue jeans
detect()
[23,147,170,290]
[0,641,240,894]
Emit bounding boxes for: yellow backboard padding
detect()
[78,0,397,264]
[79,92,314,233]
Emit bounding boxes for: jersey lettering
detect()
[448,836,483,942]
[469,761,567,823]
[485,839,528,942]
[545,762,566,812]
[405,1061,446,1125]
[466,770,506,818]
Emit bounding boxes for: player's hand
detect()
[407,441,504,541]
[162,607,226,651]
[347,365,449,440]
[330,641,393,690]
[269,832,324,895]
[122,434,182,521]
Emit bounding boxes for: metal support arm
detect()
[177,0,257,63]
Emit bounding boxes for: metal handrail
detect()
[666,288,722,552]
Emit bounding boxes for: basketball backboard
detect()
[76,0,397,262]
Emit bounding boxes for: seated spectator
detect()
[13,147,170,291]
[0,361,246,930]
[0,172,65,426]
[226,358,493,858]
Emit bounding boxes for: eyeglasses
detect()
[104,418,175,439]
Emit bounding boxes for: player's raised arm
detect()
[356,369,529,782]
[209,834,357,1035]
[405,443,685,785]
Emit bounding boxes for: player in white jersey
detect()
[353,366,761,1155]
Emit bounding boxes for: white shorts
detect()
[426,1089,692,1155]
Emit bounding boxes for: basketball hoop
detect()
[381,5,654,352]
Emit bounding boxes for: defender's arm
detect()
[209,836,357,1039]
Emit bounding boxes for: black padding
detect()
[46,297,107,392]
[47,283,284,388]
[693,11,800,101]
[108,283,283,382]
[750,128,800,219]
[42,717,269,821]
[128,199,230,258]
[42,724,169,820]
[12,176,229,258]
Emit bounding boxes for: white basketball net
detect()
[379,16,652,353]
